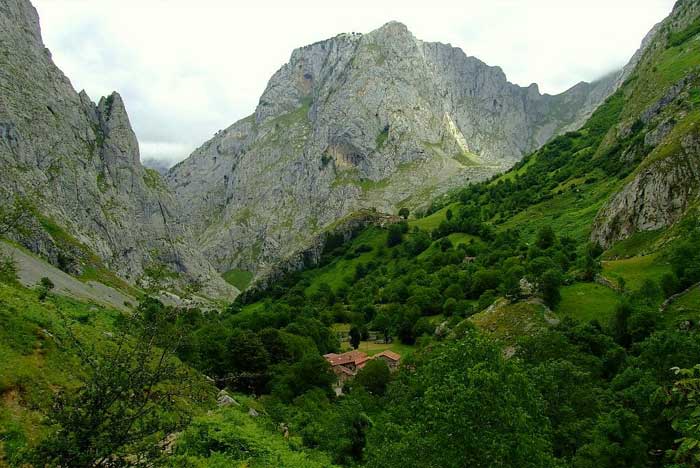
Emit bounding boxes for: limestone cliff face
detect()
[592,74,700,247]
[168,22,632,276]
[591,0,700,248]
[0,0,235,299]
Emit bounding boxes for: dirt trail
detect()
[1,242,135,312]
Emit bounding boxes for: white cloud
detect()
[32,0,675,167]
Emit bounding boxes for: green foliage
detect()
[349,326,361,349]
[375,125,389,150]
[660,365,700,466]
[37,276,54,301]
[0,196,32,237]
[573,408,648,468]
[386,223,404,247]
[222,268,254,291]
[0,252,18,284]
[541,268,563,308]
[270,354,335,402]
[173,405,337,467]
[355,359,391,396]
[667,17,700,48]
[29,298,199,467]
[670,231,700,289]
[367,333,557,468]
[398,207,409,219]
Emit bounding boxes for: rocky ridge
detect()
[167,21,649,278]
[0,0,235,300]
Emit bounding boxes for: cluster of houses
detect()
[323,349,401,385]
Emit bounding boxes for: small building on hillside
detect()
[324,349,402,387]
[373,350,402,371]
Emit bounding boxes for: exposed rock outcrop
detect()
[592,70,700,248]
[168,21,638,278]
[0,0,235,299]
[243,210,401,297]
[592,127,700,247]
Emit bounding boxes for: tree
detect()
[355,359,391,396]
[439,237,453,252]
[580,242,602,281]
[535,226,556,250]
[349,326,361,350]
[271,354,335,402]
[387,224,404,247]
[398,207,410,219]
[660,272,680,298]
[573,409,647,468]
[0,196,32,237]
[660,364,700,465]
[633,279,661,306]
[445,208,453,221]
[442,297,457,316]
[30,298,197,467]
[502,266,525,299]
[540,269,562,308]
[37,276,55,301]
[372,311,393,343]
[612,300,633,348]
[0,252,17,284]
[227,329,269,374]
[366,335,557,468]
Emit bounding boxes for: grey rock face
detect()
[169,21,632,276]
[592,130,700,248]
[0,0,235,299]
[591,71,700,248]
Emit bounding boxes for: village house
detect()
[372,350,401,370]
[323,349,402,386]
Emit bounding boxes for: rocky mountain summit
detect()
[168,21,645,278]
[0,0,235,299]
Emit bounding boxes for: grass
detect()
[603,230,665,259]
[340,339,415,357]
[469,299,555,344]
[409,202,460,231]
[447,232,481,246]
[304,227,386,295]
[417,232,482,261]
[602,253,672,291]
[35,216,137,295]
[0,281,122,463]
[491,155,536,184]
[222,269,253,291]
[453,151,480,167]
[172,404,336,467]
[499,176,620,243]
[556,282,621,325]
[143,168,165,190]
[662,285,700,328]
[667,17,700,47]
[621,29,700,120]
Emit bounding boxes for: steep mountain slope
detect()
[167,22,640,278]
[0,0,235,299]
[591,0,700,246]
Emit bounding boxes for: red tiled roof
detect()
[324,350,369,367]
[337,366,356,376]
[374,350,401,361]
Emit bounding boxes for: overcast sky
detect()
[33,0,675,168]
